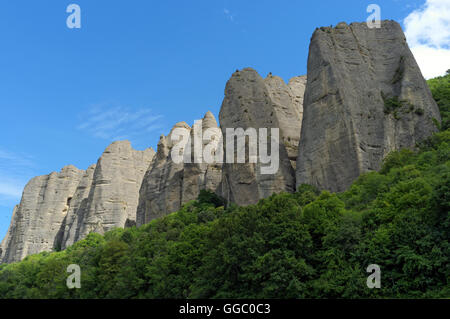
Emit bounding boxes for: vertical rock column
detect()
[59,164,96,250]
[181,111,223,204]
[219,68,305,206]
[296,21,441,192]
[75,141,155,240]
[137,122,191,226]
[0,166,85,263]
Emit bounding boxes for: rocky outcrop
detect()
[0,141,154,263]
[181,111,223,204]
[73,141,155,240]
[0,166,85,263]
[137,112,225,226]
[219,68,305,206]
[2,20,442,264]
[296,20,441,192]
[0,205,18,262]
[59,164,96,250]
[137,122,191,225]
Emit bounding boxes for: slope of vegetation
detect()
[428,70,450,130]
[0,74,448,299]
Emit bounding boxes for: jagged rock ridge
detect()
[0,142,154,263]
[1,20,441,263]
[137,111,224,226]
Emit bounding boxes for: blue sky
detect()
[1,0,449,240]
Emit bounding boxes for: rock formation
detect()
[59,164,96,250]
[0,166,85,263]
[136,112,224,226]
[1,20,442,263]
[137,122,191,225]
[296,21,441,192]
[219,68,305,206]
[181,111,223,204]
[72,141,155,240]
[0,141,154,263]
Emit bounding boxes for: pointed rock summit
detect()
[137,122,191,225]
[219,67,305,206]
[181,111,223,205]
[296,20,441,192]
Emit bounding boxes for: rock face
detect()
[296,21,441,192]
[219,68,305,206]
[72,141,155,241]
[2,20,442,264]
[0,206,18,262]
[181,111,223,204]
[137,122,191,225]
[59,164,96,250]
[0,141,154,263]
[0,166,85,263]
[136,113,224,226]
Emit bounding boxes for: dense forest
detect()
[0,72,449,299]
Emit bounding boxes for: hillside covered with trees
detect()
[0,72,448,299]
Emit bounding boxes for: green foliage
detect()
[428,70,450,130]
[1,127,448,299]
[196,189,226,208]
[0,74,449,299]
[382,94,403,114]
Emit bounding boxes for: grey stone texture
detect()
[296,21,441,192]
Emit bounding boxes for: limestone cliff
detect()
[0,141,154,263]
[137,122,191,225]
[136,113,223,226]
[72,141,155,240]
[181,111,223,204]
[1,20,442,264]
[0,166,85,263]
[59,164,96,250]
[296,21,441,192]
[219,68,305,206]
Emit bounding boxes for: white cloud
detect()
[224,8,236,23]
[77,104,164,142]
[0,181,23,199]
[404,0,450,79]
[0,148,34,203]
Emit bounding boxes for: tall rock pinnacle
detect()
[219,68,305,206]
[2,20,442,264]
[136,122,191,226]
[296,21,441,192]
[181,111,223,204]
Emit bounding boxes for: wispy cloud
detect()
[224,8,236,23]
[0,181,23,199]
[404,0,450,79]
[0,148,34,203]
[77,103,164,143]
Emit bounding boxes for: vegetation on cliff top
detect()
[0,74,448,299]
